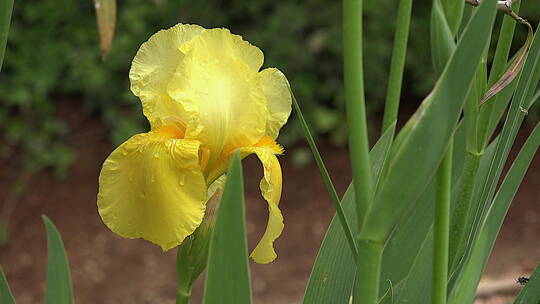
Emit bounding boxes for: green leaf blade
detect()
[0,267,15,304]
[449,123,540,304]
[361,0,499,242]
[302,125,396,304]
[204,152,252,304]
[43,215,74,304]
[0,0,14,71]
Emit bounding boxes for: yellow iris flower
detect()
[97,24,291,264]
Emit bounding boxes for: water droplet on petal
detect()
[178,174,186,186]
[153,152,160,158]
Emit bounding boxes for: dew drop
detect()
[153,152,160,158]
[178,174,186,186]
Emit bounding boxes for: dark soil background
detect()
[0,103,539,304]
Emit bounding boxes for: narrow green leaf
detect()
[43,215,73,304]
[457,24,540,279]
[431,0,456,74]
[395,229,434,304]
[514,263,540,304]
[291,90,358,261]
[432,139,453,304]
[478,1,522,148]
[360,0,498,242]
[382,0,413,131]
[93,0,116,59]
[379,124,466,296]
[0,267,15,304]
[449,123,540,304]
[302,125,396,304]
[204,152,251,304]
[478,1,521,148]
[442,0,464,36]
[0,0,14,72]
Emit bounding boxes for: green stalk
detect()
[291,91,359,262]
[343,0,371,236]
[176,241,195,304]
[448,152,480,271]
[355,240,383,304]
[343,0,375,301]
[0,0,14,72]
[382,0,413,132]
[176,287,191,304]
[477,1,521,150]
[447,59,487,270]
[433,139,453,304]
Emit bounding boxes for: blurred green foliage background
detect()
[0,0,538,176]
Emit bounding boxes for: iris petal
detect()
[237,138,284,264]
[97,131,207,251]
[167,28,268,165]
[129,24,204,128]
[259,68,292,139]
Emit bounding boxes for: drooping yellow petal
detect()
[259,68,292,139]
[129,24,204,128]
[167,28,268,166]
[97,130,207,251]
[240,137,284,264]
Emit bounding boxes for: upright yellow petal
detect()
[259,68,292,139]
[97,130,207,251]
[167,28,268,166]
[129,24,204,128]
[240,138,284,264]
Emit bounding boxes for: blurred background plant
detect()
[0,0,538,177]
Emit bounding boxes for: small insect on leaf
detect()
[517,276,530,285]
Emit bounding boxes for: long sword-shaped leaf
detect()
[395,229,434,304]
[449,122,540,304]
[291,90,358,261]
[360,0,498,242]
[477,1,521,149]
[0,267,15,304]
[382,127,498,301]
[204,152,252,304]
[379,123,466,294]
[456,24,540,280]
[514,263,540,304]
[302,125,396,304]
[0,0,14,72]
[43,215,73,304]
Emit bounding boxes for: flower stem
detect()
[448,152,480,272]
[355,240,383,304]
[176,246,194,304]
[176,288,192,304]
[343,0,375,301]
[343,0,371,242]
[290,90,359,262]
[382,0,413,132]
[433,138,453,304]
